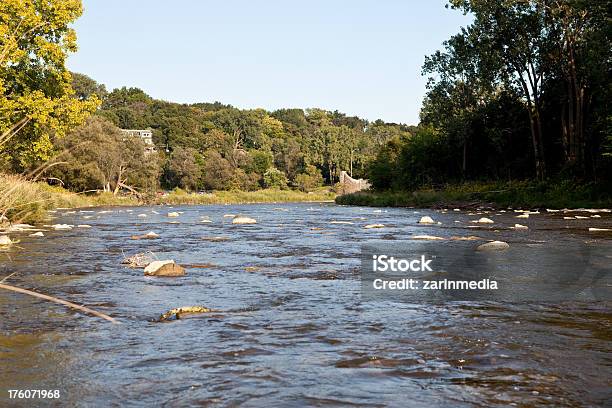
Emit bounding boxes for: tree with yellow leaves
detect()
[0,0,98,170]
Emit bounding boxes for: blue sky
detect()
[67,0,472,125]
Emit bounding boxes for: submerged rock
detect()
[476,241,510,251]
[232,216,257,224]
[144,260,186,277]
[158,306,212,321]
[122,252,156,268]
[131,231,160,240]
[418,216,435,224]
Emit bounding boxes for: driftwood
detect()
[0,283,119,324]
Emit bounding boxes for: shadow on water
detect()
[0,203,610,406]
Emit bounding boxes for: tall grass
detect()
[336,180,612,209]
[158,187,336,205]
[0,173,138,223]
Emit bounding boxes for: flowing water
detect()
[0,203,610,407]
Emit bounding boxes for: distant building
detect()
[120,129,156,154]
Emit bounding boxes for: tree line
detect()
[368,0,611,191]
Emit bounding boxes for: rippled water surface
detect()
[1,203,611,406]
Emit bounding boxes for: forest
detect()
[367,0,611,193]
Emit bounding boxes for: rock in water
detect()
[418,216,435,224]
[137,213,147,218]
[232,216,257,224]
[167,212,179,217]
[0,235,12,246]
[52,224,73,230]
[144,260,186,277]
[364,224,385,229]
[514,224,529,230]
[515,213,529,219]
[588,228,611,232]
[158,306,212,321]
[412,235,444,240]
[476,241,509,251]
[474,217,494,224]
[77,224,92,228]
[29,232,44,237]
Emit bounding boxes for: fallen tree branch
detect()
[0,283,119,324]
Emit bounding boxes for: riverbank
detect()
[335,180,612,209]
[0,174,336,223]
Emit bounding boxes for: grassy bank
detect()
[335,180,612,209]
[158,187,336,205]
[0,174,139,223]
[0,174,336,223]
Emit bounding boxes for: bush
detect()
[294,165,323,192]
[263,167,288,189]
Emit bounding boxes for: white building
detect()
[120,129,156,153]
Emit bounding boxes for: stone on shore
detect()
[418,216,435,224]
[144,260,186,277]
[476,241,509,251]
[232,216,257,224]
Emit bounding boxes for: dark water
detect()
[0,203,611,407]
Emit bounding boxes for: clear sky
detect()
[67,0,472,125]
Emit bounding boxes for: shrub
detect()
[295,165,323,192]
[263,167,288,189]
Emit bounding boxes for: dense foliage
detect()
[368,0,611,191]
[57,74,412,193]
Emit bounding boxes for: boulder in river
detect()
[158,306,211,321]
[77,224,92,228]
[29,232,44,237]
[52,224,73,230]
[588,227,611,232]
[144,260,186,277]
[412,235,444,240]
[167,212,179,217]
[476,241,509,251]
[137,214,147,218]
[232,216,257,224]
[131,231,160,240]
[474,217,494,224]
[513,224,529,230]
[418,216,435,224]
[516,213,529,219]
[364,224,385,229]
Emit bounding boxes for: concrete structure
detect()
[120,129,156,153]
[337,171,371,195]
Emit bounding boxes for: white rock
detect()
[418,216,435,224]
[137,213,147,218]
[575,216,589,219]
[513,224,529,230]
[453,208,461,212]
[563,216,575,220]
[364,224,385,229]
[0,235,13,245]
[167,212,180,217]
[144,260,174,274]
[516,213,529,219]
[474,217,494,224]
[77,224,92,228]
[200,219,212,223]
[330,221,354,225]
[591,215,601,218]
[476,241,510,251]
[412,235,445,240]
[29,231,44,237]
[232,216,257,224]
[145,231,159,238]
[546,209,560,212]
[52,224,73,230]
[223,214,236,218]
[588,228,611,232]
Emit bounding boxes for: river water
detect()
[0,203,610,407]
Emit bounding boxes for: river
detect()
[1,203,610,406]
